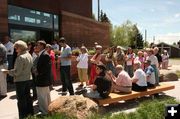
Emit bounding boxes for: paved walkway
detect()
[0,60,180,119]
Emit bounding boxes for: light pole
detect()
[98,0,100,21]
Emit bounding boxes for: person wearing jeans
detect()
[59,37,74,95]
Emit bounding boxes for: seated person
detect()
[108,65,132,93]
[144,60,156,88]
[132,61,147,91]
[83,64,112,99]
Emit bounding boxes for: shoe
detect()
[0,95,7,99]
[75,88,87,95]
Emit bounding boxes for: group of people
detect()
[0,35,170,118]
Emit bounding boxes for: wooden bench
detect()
[95,82,175,106]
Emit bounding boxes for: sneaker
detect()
[75,88,87,95]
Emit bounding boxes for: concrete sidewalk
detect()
[0,80,180,119]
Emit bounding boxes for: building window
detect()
[10,29,36,42]
[8,5,59,30]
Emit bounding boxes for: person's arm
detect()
[132,78,138,83]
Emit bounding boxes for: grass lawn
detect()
[27,96,179,119]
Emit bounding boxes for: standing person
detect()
[105,47,115,75]
[76,46,89,88]
[36,40,52,115]
[59,37,74,95]
[51,39,59,51]
[46,44,57,81]
[125,47,135,77]
[135,51,145,70]
[147,49,159,85]
[154,47,162,69]
[161,50,169,69]
[89,45,102,85]
[3,36,14,83]
[0,42,7,99]
[131,61,147,91]
[114,46,125,66]
[3,40,33,118]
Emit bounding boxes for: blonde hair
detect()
[14,40,28,51]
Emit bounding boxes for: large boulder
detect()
[48,95,98,119]
[160,70,178,81]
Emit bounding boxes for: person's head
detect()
[36,40,46,52]
[153,47,159,54]
[144,60,151,68]
[163,50,168,55]
[80,46,88,54]
[95,45,102,54]
[137,51,143,57]
[127,47,133,54]
[115,65,123,75]
[147,48,154,56]
[59,37,66,47]
[3,35,10,44]
[116,46,122,52]
[133,60,142,70]
[46,44,52,52]
[96,63,106,77]
[14,40,28,55]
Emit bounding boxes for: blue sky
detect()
[93,0,180,44]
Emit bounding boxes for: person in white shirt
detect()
[3,36,14,83]
[144,60,156,88]
[132,61,147,91]
[51,40,59,51]
[76,46,89,87]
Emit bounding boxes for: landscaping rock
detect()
[48,95,98,119]
[160,69,178,81]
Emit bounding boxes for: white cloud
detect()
[155,32,180,44]
[174,13,180,18]
[150,8,155,12]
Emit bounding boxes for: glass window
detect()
[54,15,59,30]
[8,5,57,29]
[10,29,36,42]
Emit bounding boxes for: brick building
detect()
[0,0,110,48]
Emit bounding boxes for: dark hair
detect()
[97,64,106,77]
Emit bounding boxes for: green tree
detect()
[111,20,144,49]
[99,10,110,23]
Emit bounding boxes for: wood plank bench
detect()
[94,82,175,106]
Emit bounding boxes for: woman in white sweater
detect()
[76,46,89,87]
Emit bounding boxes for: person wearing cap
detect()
[161,50,169,69]
[147,48,159,85]
[76,46,89,87]
[59,37,74,95]
[144,60,156,88]
[114,46,125,66]
[89,45,102,85]
[83,64,112,99]
[108,65,132,93]
[132,61,147,91]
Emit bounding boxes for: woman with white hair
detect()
[131,61,147,91]
[2,40,33,118]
